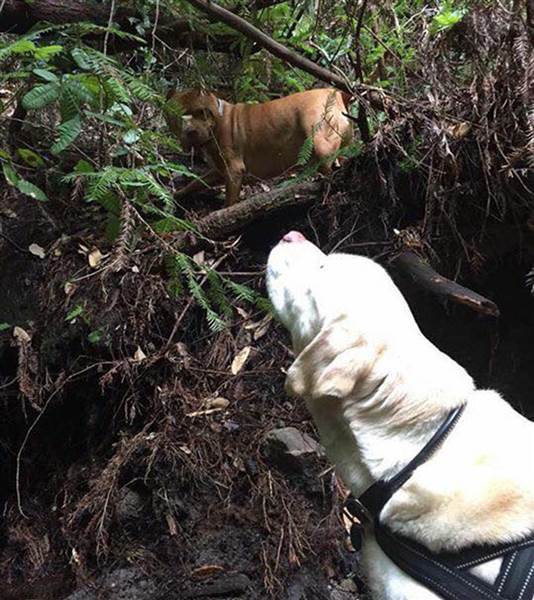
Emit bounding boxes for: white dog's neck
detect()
[307,346,471,494]
[343,399,452,487]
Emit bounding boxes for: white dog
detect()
[266,231,534,600]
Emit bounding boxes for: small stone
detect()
[263,427,323,473]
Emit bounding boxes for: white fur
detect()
[266,236,534,600]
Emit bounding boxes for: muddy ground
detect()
[1,184,534,599]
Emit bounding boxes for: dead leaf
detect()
[253,315,273,340]
[448,122,471,139]
[192,250,205,266]
[166,513,177,536]
[88,248,103,268]
[186,407,224,417]
[179,444,191,454]
[133,346,147,362]
[207,396,230,410]
[64,282,76,296]
[231,346,251,375]
[191,564,224,580]
[235,307,249,320]
[29,243,45,259]
[13,326,31,343]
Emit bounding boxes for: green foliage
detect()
[431,2,468,34]
[22,83,60,110]
[2,160,48,201]
[2,0,461,331]
[51,115,82,154]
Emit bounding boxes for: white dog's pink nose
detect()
[282,231,306,243]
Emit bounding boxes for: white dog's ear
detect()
[285,318,372,400]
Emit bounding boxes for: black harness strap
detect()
[358,404,466,518]
[344,404,534,600]
[376,525,504,600]
[498,546,534,599]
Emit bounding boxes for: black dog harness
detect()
[345,405,534,600]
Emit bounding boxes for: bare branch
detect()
[184,0,353,92]
[393,251,500,317]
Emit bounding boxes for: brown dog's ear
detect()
[285,317,375,400]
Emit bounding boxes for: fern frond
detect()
[206,269,233,318]
[51,115,82,155]
[297,134,315,166]
[22,83,60,110]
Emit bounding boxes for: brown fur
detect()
[165,88,353,207]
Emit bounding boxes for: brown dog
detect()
[165,88,353,207]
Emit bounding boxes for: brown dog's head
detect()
[164,88,223,152]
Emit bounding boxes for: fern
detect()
[224,280,256,303]
[297,134,315,166]
[103,77,131,104]
[0,38,36,63]
[51,115,82,155]
[174,254,226,332]
[22,83,60,110]
[206,269,233,318]
[123,74,158,103]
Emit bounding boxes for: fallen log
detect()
[0,0,236,52]
[173,180,322,252]
[393,251,500,317]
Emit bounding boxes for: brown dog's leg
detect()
[175,168,223,199]
[223,160,245,207]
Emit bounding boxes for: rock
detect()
[263,427,323,473]
[64,567,157,600]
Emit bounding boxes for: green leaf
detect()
[22,83,60,110]
[2,163,19,186]
[71,47,95,70]
[0,322,11,332]
[51,115,82,155]
[16,179,48,201]
[87,329,103,343]
[64,77,97,106]
[122,129,140,145]
[74,159,93,174]
[152,217,190,233]
[17,148,45,167]
[0,39,35,62]
[0,149,10,160]
[34,45,63,60]
[33,68,59,83]
[431,4,467,34]
[66,304,83,322]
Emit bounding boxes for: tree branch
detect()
[393,251,500,317]
[183,0,353,93]
[173,181,321,252]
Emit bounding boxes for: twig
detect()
[393,251,500,317]
[151,0,160,54]
[103,0,116,56]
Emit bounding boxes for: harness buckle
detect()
[344,495,373,527]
